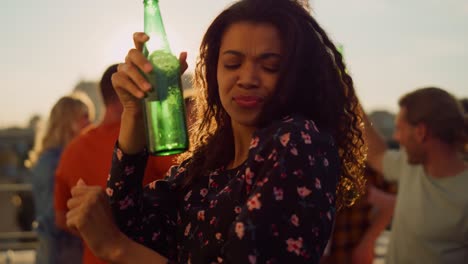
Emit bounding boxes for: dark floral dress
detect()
[107,115,340,264]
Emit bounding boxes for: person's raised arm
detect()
[362,110,388,174]
[352,185,396,264]
[111,32,188,154]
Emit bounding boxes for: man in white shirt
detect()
[364,87,468,264]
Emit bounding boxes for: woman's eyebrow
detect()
[222,50,243,56]
[258,53,281,60]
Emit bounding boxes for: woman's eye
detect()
[262,65,279,73]
[224,64,240,70]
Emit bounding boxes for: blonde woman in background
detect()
[27,92,94,264]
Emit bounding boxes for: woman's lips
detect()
[233,95,264,108]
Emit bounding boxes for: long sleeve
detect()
[107,145,179,259]
[222,118,340,264]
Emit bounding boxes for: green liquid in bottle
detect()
[142,50,188,156]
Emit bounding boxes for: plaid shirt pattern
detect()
[320,168,397,264]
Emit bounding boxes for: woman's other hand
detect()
[66,179,124,261]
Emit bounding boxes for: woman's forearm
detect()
[107,231,168,264]
[118,109,147,154]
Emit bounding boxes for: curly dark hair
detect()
[178,0,366,209]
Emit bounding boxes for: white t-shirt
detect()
[383,150,468,264]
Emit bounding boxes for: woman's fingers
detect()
[179,51,188,74]
[126,48,153,73]
[112,70,146,99]
[133,32,149,52]
[114,32,189,103]
[120,60,152,92]
[67,196,81,210]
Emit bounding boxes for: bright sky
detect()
[2,0,467,128]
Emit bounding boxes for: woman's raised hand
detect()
[111,32,188,114]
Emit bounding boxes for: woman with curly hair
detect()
[28,92,94,264]
[66,0,366,263]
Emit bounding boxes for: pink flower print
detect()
[273,187,284,201]
[220,186,231,195]
[254,154,264,162]
[256,177,269,187]
[248,255,257,264]
[293,170,304,177]
[235,222,245,239]
[268,149,277,160]
[297,186,312,198]
[250,136,260,149]
[210,199,218,208]
[327,211,332,221]
[124,165,135,176]
[210,217,217,225]
[308,155,315,166]
[105,187,113,197]
[323,158,329,167]
[315,178,322,189]
[245,167,255,185]
[197,210,205,221]
[217,257,224,263]
[291,214,300,227]
[184,190,192,201]
[210,181,219,189]
[301,131,312,144]
[208,177,214,187]
[326,192,334,204]
[310,120,319,132]
[290,147,298,156]
[152,231,160,241]
[200,188,208,197]
[234,206,242,214]
[148,181,157,190]
[286,237,304,256]
[116,148,123,161]
[119,196,134,210]
[184,223,191,236]
[280,132,291,147]
[215,232,222,240]
[304,122,310,131]
[283,116,293,122]
[107,174,110,181]
[280,172,287,179]
[247,193,262,211]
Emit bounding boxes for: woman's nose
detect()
[237,62,259,89]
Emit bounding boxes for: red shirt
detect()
[55,122,176,264]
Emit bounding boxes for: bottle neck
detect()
[144,0,171,53]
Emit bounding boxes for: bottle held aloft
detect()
[142,0,188,156]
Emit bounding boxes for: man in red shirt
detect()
[54,64,176,264]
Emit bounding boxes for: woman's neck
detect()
[229,121,257,169]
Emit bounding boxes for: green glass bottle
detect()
[142,0,188,156]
